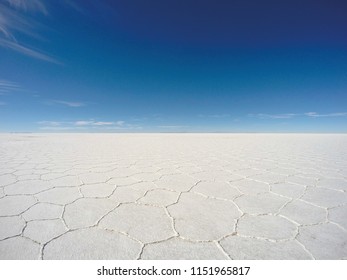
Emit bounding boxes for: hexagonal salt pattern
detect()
[248,173,287,184]
[138,189,179,206]
[63,198,118,230]
[141,237,227,259]
[22,203,63,221]
[286,175,318,186]
[48,175,82,187]
[279,200,326,225]
[80,183,116,198]
[43,228,142,259]
[99,203,175,243]
[301,187,347,208]
[237,214,297,240]
[0,195,36,216]
[229,179,269,195]
[0,133,346,260]
[270,182,306,199]
[220,236,312,259]
[0,237,40,259]
[297,223,347,259]
[0,216,25,240]
[155,174,199,192]
[167,192,241,241]
[0,174,17,187]
[4,180,52,195]
[35,187,82,205]
[191,181,241,200]
[190,170,242,182]
[317,178,347,192]
[110,186,146,203]
[78,172,111,184]
[23,219,67,244]
[234,193,290,215]
[328,205,347,230]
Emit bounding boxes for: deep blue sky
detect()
[0,0,346,132]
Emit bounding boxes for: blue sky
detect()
[0,0,346,132]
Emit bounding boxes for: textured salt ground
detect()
[0,133,346,260]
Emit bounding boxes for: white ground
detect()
[0,133,346,260]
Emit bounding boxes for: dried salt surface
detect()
[0,133,346,259]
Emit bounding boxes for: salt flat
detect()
[0,133,346,260]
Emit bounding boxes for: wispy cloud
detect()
[0,0,61,64]
[37,119,132,131]
[198,113,230,118]
[74,120,93,126]
[74,120,120,126]
[37,121,63,126]
[4,0,48,15]
[0,2,37,39]
[39,126,76,131]
[304,112,347,118]
[0,39,61,64]
[250,112,347,119]
[157,125,188,129]
[251,113,298,119]
[0,79,20,95]
[51,100,86,107]
[62,0,85,14]
[100,126,142,130]
[0,101,6,105]
[95,121,114,126]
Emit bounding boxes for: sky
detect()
[0,0,346,132]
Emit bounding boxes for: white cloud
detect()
[74,120,94,126]
[0,79,20,94]
[102,125,143,130]
[75,120,125,126]
[39,126,75,131]
[250,112,347,120]
[52,100,86,107]
[63,0,85,14]
[0,39,61,64]
[94,121,115,126]
[210,114,230,118]
[115,121,125,126]
[157,125,188,129]
[253,113,298,119]
[37,121,63,126]
[198,114,230,118]
[304,112,347,117]
[0,1,62,64]
[0,3,36,39]
[38,119,128,129]
[74,120,123,126]
[4,0,47,15]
